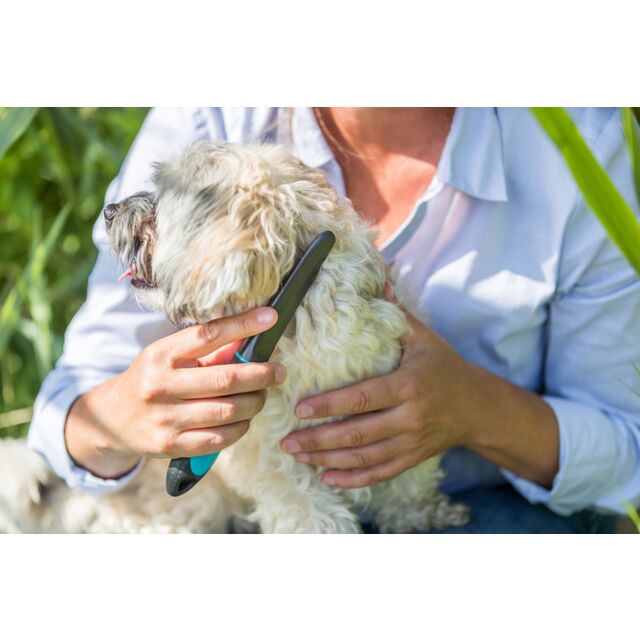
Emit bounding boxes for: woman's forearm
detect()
[463,361,560,489]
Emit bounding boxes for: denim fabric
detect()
[363,484,617,534]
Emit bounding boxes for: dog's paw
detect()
[373,494,470,533]
[430,499,470,530]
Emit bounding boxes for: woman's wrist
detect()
[65,377,141,480]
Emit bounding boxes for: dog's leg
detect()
[363,457,470,533]
[219,447,361,533]
[251,475,362,534]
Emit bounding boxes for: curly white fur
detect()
[0,441,231,533]
[0,140,469,534]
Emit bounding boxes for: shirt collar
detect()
[290,107,508,203]
[437,107,508,202]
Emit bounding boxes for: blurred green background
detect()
[0,107,149,438]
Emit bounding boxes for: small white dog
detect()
[0,140,468,533]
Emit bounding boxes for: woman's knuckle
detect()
[152,407,172,429]
[200,321,222,345]
[408,413,426,433]
[347,429,364,447]
[217,402,237,423]
[144,343,166,367]
[207,432,224,451]
[351,388,371,413]
[153,431,175,456]
[399,375,420,402]
[139,376,163,403]
[214,369,235,394]
[351,451,369,467]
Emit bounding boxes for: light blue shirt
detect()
[28,107,640,516]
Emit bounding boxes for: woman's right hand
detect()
[64,307,286,479]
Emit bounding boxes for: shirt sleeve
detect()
[27,108,223,494]
[503,111,640,516]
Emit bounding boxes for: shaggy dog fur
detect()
[0,141,469,533]
[0,440,231,533]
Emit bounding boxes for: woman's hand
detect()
[281,311,560,490]
[65,307,286,479]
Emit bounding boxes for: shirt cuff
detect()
[27,376,144,496]
[501,395,628,516]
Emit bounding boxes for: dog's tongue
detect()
[118,269,133,282]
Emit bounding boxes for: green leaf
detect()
[0,285,23,359]
[0,108,39,161]
[622,107,640,203]
[625,502,640,532]
[531,107,640,276]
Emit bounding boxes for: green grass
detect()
[0,107,148,438]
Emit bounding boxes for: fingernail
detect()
[282,440,301,454]
[275,365,287,384]
[257,308,276,325]
[297,404,313,418]
[323,476,337,486]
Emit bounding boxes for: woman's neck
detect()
[312,108,455,244]
[314,107,455,167]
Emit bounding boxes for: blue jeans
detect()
[363,484,617,534]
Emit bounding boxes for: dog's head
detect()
[104,191,157,290]
[104,141,371,326]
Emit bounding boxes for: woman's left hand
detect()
[280,311,481,489]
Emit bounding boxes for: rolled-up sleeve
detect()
[27,108,211,494]
[504,112,640,515]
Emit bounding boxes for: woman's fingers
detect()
[171,362,286,399]
[168,421,252,457]
[320,454,417,489]
[160,307,278,363]
[294,371,402,420]
[176,392,268,430]
[281,408,403,453]
[292,434,409,470]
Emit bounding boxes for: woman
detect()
[29,107,640,532]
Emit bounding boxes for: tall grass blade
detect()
[30,203,72,279]
[0,108,39,160]
[625,502,640,532]
[621,107,640,202]
[0,286,24,359]
[531,107,640,276]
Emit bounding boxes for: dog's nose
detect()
[103,204,118,224]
